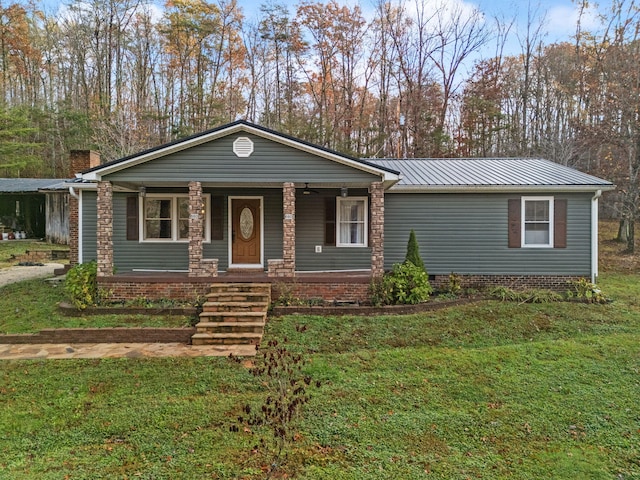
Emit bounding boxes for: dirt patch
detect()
[0,263,64,288]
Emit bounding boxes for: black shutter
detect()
[554,199,567,248]
[211,196,224,240]
[325,197,336,246]
[508,199,521,248]
[126,196,139,241]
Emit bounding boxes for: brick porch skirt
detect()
[98,273,372,303]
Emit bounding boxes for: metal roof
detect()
[368,158,615,192]
[0,178,69,193]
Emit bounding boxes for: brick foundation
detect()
[430,274,586,292]
[98,273,586,305]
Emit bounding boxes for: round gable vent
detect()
[233,136,254,157]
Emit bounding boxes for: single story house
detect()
[69,120,614,303]
[0,178,69,243]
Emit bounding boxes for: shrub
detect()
[64,261,99,309]
[404,229,425,271]
[568,278,609,304]
[373,262,433,305]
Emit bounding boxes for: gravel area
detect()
[0,263,64,288]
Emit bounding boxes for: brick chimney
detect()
[69,150,100,177]
[68,150,100,266]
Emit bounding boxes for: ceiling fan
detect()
[301,182,319,195]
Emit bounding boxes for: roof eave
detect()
[388,184,616,193]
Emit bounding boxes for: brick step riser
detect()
[206,294,270,303]
[200,316,264,323]
[196,325,264,334]
[192,337,260,346]
[208,284,271,294]
[202,306,267,313]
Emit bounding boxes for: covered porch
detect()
[90,179,386,284]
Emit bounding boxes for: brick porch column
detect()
[188,181,205,277]
[282,182,296,276]
[96,181,114,277]
[370,181,385,278]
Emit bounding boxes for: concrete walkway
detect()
[0,342,258,360]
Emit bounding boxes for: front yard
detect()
[0,224,638,478]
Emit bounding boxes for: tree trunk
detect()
[626,220,635,254]
[617,219,628,243]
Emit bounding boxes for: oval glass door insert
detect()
[240,207,254,239]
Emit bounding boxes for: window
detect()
[522,197,554,247]
[336,197,368,247]
[141,194,210,242]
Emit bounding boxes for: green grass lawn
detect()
[0,271,638,478]
[0,240,69,268]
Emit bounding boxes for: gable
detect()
[102,133,381,185]
[81,121,398,187]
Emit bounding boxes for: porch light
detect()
[341,187,348,197]
[139,186,146,197]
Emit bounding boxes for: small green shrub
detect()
[489,286,563,304]
[568,278,609,304]
[64,261,99,309]
[522,289,563,303]
[488,286,522,302]
[373,262,433,305]
[404,229,425,271]
[447,272,462,295]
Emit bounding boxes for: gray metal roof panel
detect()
[0,178,69,193]
[368,158,614,188]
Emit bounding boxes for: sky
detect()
[42,0,611,58]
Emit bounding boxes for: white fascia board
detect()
[387,184,616,193]
[82,123,400,184]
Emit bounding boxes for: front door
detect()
[231,198,261,265]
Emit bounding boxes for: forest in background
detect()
[1,0,640,247]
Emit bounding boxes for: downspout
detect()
[591,190,602,283]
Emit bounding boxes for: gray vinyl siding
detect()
[295,189,371,271]
[109,188,283,272]
[384,192,592,275]
[104,133,380,184]
[80,191,97,263]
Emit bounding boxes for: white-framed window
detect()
[336,197,368,247]
[142,194,210,242]
[522,196,554,247]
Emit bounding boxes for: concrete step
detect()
[198,311,267,323]
[206,292,271,303]
[202,301,269,313]
[205,292,270,303]
[191,332,263,346]
[208,283,271,294]
[196,321,265,334]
